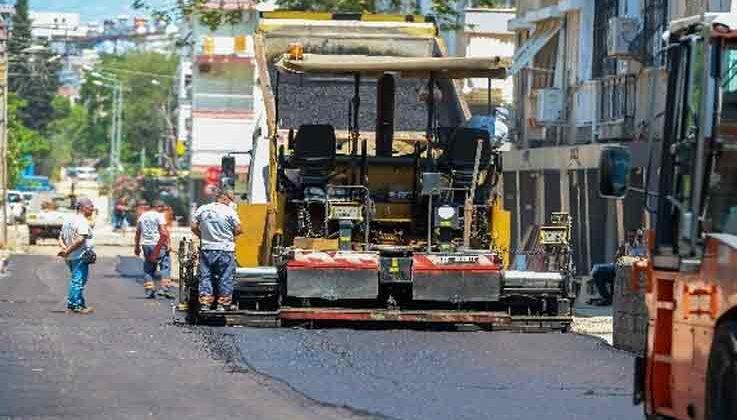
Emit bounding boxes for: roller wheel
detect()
[705,321,737,420]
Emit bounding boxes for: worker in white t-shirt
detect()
[191,188,242,311]
[135,200,173,299]
[58,198,96,314]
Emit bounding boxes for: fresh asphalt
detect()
[1,254,642,420]
[0,255,378,420]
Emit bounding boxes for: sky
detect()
[30,0,168,23]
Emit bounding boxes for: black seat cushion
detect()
[293,124,337,162]
[447,127,492,169]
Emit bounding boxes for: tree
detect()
[44,97,90,176]
[133,0,505,30]
[6,94,50,186]
[7,0,31,94]
[79,51,178,171]
[8,0,61,131]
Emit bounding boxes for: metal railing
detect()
[599,74,636,123]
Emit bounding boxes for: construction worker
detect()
[58,198,96,314]
[135,200,174,299]
[191,188,242,311]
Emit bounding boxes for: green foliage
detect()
[273,0,376,12]
[44,97,90,177]
[7,94,50,186]
[8,0,61,131]
[132,0,478,30]
[79,51,178,169]
[7,0,31,62]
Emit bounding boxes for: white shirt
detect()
[138,210,167,246]
[193,202,241,251]
[60,213,93,261]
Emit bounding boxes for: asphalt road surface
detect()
[0,255,378,420]
[1,254,642,420]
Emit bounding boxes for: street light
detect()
[87,72,123,222]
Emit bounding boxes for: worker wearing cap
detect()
[191,188,242,311]
[57,198,96,314]
[135,200,173,299]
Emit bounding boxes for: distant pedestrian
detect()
[191,188,242,311]
[58,198,96,314]
[619,229,647,258]
[135,200,174,299]
[113,197,128,231]
[591,263,616,306]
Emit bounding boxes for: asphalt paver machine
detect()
[178,14,575,330]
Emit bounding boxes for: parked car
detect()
[67,166,98,182]
[6,190,26,224]
[20,191,34,206]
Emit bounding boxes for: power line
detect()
[93,66,176,79]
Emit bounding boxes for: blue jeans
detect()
[67,259,90,310]
[198,250,235,305]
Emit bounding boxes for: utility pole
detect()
[0,17,8,248]
[108,83,118,223]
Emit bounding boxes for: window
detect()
[593,0,618,78]
[193,62,254,114]
[642,0,667,66]
[721,48,737,121]
[707,148,737,235]
[707,46,737,235]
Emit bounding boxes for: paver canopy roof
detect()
[277,54,508,79]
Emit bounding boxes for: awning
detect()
[510,20,561,76]
[276,54,508,79]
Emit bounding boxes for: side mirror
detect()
[598,145,632,199]
[221,155,236,189]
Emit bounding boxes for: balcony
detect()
[597,74,636,140]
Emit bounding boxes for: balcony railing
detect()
[521,67,554,91]
[599,74,636,123]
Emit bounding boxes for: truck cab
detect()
[599,13,737,420]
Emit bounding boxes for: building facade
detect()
[507,0,735,273]
[462,6,516,114]
[184,1,269,206]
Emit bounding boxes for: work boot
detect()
[144,281,156,299]
[157,289,176,300]
[69,306,94,314]
[215,304,226,312]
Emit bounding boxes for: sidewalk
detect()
[572,276,614,345]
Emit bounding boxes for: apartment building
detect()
[183,0,268,205]
[506,0,735,273]
[462,6,516,113]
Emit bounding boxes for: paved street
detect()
[0,255,377,420]
[0,253,641,420]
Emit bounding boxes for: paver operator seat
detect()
[445,127,492,199]
[290,124,337,190]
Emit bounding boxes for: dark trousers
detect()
[592,263,616,304]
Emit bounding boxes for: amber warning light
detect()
[288,42,304,60]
